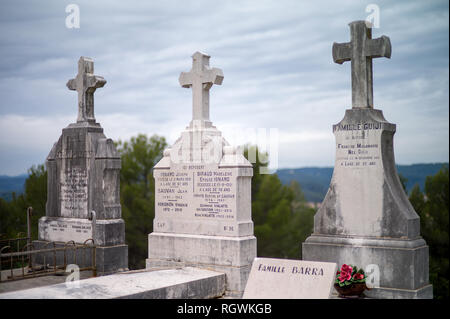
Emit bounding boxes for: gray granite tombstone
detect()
[34,57,128,275]
[302,21,432,299]
[146,52,256,297]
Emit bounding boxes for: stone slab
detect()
[38,216,93,243]
[38,217,125,246]
[0,267,226,299]
[0,268,95,294]
[242,258,337,299]
[146,259,251,296]
[153,164,253,237]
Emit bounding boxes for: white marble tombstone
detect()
[35,57,128,275]
[302,21,432,299]
[146,52,256,297]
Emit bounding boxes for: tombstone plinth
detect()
[35,57,128,275]
[146,52,256,297]
[302,22,432,299]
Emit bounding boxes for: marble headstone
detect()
[35,57,128,274]
[146,52,256,297]
[302,21,432,299]
[243,258,337,299]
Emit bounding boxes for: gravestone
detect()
[243,258,337,299]
[146,52,256,297]
[34,57,128,274]
[302,21,432,299]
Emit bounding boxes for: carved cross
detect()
[333,21,391,108]
[67,57,106,123]
[179,52,224,122]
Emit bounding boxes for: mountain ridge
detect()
[276,162,448,202]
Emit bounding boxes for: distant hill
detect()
[0,174,27,201]
[276,167,333,203]
[1,163,448,203]
[276,163,449,203]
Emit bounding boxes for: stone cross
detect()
[179,52,224,122]
[67,57,106,123]
[332,21,391,108]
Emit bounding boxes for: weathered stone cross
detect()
[67,57,106,123]
[333,21,391,109]
[179,52,224,123]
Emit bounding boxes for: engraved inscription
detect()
[60,167,88,215]
[43,219,93,243]
[155,165,236,221]
[334,122,381,168]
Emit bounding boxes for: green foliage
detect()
[409,165,449,299]
[116,134,167,270]
[398,173,408,192]
[0,164,46,240]
[244,145,315,259]
[24,165,47,239]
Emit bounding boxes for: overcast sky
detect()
[0,0,448,175]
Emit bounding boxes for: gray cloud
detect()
[0,0,448,175]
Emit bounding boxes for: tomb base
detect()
[32,240,128,276]
[302,235,433,299]
[146,232,256,296]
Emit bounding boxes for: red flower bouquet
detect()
[334,264,368,298]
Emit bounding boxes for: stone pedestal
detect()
[302,108,432,299]
[303,236,432,298]
[147,233,255,294]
